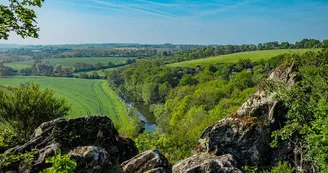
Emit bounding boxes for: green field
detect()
[167,49,318,68]
[0,76,135,134]
[4,57,133,70]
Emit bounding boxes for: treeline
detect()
[108,54,285,162]
[16,59,136,78]
[158,38,328,64]
[1,47,157,62]
[19,60,74,77]
[74,59,136,72]
[0,63,17,77]
[53,48,157,58]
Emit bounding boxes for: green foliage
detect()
[0,83,70,141]
[40,149,77,173]
[179,74,198,86]
[0,149,38,171]
[262,161,296,173]
[230,71,254,90]
[135,133,192,164]
[242,165,259,173]
[0,122,24,147]
[142,83,158,105]
[0,0,44,40]
[270,49,328,172]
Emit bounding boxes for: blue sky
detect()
[1,0,328,45]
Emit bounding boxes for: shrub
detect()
[0,83,70,141]
[41,149,77,173]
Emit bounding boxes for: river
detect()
[127,102,157,133]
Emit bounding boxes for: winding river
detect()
[127,103,157,133]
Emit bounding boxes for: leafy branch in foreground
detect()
[0,0,44,40]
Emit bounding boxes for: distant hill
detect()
[0,44,23,49]
[167,49,319,68]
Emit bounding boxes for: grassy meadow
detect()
[0,76,136,134]
[167,49,318,68]
[4,57,133,70]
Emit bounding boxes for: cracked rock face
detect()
[121,150,169,173]
[172,154,242,173]
[236,64,295,123]
[1,116,138,173]
[70,146,115,173]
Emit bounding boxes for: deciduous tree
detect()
[0,0,44,40]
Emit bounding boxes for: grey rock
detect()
[70,146,118,173]
[2,116,138,173]
[121,150,169,173]
[172,154,242,173]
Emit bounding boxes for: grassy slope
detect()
[4,57,133,70]
[0,77,130,127]
[167,49,317,68]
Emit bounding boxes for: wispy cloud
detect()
[196,0,257,18]
[90,0,178,19]
[63,1,121,11]
[134,0,181,7]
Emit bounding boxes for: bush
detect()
[0,83,70,141]
[41,149,77,173]
[263,161,295,173]
[0,149,38,171]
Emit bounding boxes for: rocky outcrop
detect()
[178,63,296,170]
[172,154,242,173]
[236,64,295,124]
[121,150,169,173]
[1,116,138,173]
[198,119,271,166]
[70,146,115,173]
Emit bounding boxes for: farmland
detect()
[167,49,318,68]
[4,57,134,70]
[0,76,138,135]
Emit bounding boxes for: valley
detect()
[1,0,328,172]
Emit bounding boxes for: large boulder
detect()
[198,118,271,166]
[172,154,242,173]
[197,63,296,167]
[121,150,169,173]
[70,146,117,173]
[1,116,138,173]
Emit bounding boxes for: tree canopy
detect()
[0,0,44,40]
